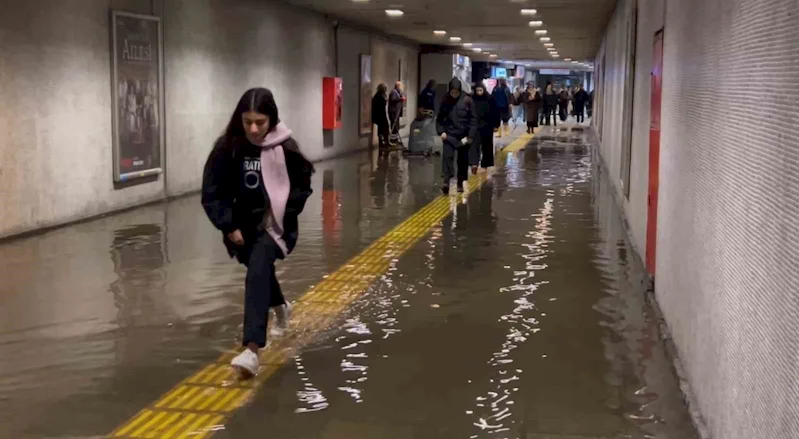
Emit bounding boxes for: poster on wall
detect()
[111,10,164,183]
[359,54,372,136]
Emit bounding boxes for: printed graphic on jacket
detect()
[243,157,261,190]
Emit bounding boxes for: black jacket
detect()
[543,91,558,110]
[573,89,589,109]
[473,93,501,132]
[436,93,478,140]
[419,87,436,112]
[201,137,314,260]
[372,93,388,126]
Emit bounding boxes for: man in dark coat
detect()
[491,78,513,136]
[436,78,478,194]
[388,81,405,137]
[469,82,501,172]
[418,79,436,114]
[573,84,589,123]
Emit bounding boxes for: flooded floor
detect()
[0,127,698,439]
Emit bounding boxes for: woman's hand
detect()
[228,229,245,246]
[440,133,447,141]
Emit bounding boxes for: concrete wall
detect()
[0,0,420,238]
[0,0,167,238]
[594,0,664,260]
[595,0,799,437]
[371,37,419,139]
[163,0,335,196]
[334,27,372,152]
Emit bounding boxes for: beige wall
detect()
[597,0,799,437]
[594,0,665,261]
[0,0,166,238]
[0,0,421,238]
[371,38,419,139]
[162,0,335,196]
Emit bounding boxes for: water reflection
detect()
[109,224,167,329]
[467,193,554,437]
[0,131,697,439]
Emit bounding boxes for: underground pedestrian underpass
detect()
[2,1,798,438]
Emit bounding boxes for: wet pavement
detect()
[0,127,698,439]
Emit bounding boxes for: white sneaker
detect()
[271,302,292,337]
[230,349,259,379]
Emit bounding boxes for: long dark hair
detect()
[215,88,279,152]
[213,88,313,173]
[376,83,388,96]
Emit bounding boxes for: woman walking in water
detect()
[202,88,314,378]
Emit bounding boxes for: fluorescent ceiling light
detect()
[473,48,483,53]
[520,9,538,15]
[434,30,447,36]
[449,36,462,42]
[490,54,498,58]
[540,37,551,42]
[535,30,547,35]
[385,9,404,17]
[544,43,554,47]
[564,58,572,61]
[551,54,560,58]
[571,60,579,64]
[528,20,543,27]
[463,42,473,47]
[547,47,555,51]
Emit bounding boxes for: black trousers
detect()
[574,106,585,123]
[544,107,558,126]
[242,232,286,348]
[376,122,390,149]
[443,138,470,187]
[470,129,495,168]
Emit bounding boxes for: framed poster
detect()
[111,10,164,183]
[359,54,372,136]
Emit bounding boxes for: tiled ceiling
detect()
[283,0,617,64]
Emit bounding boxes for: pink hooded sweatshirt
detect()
[259,122,293,256]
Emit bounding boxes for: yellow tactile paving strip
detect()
[108,134,533,439]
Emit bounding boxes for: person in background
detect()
[512,86,523,123]
[558,87,570,122]
[437,78,477,194]
[538,87,545,126]
[522,83,542,134]
[469,82,501,174]
[419,79,437,115]
[543,82,558,126]
[201,88,314,379]
[491,78,513,136]
[372,83,390,154]
[388,81,405,139]
[573,84,589,124]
